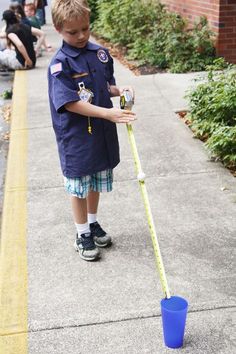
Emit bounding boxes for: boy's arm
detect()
[65,101,136,124]
[110,85,135,99]
[109,85,120,97]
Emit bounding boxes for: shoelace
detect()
[79,234,95,250]
[90,222,106,237]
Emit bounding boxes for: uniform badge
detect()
[77,82,93,103]
[77,82,94,135]
[50,62,62,74]
[97,49,108,63]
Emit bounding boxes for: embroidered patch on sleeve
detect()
[50,62,62,74]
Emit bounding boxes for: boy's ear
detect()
[55,25,61,33]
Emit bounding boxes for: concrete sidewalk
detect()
[1,23,236,354]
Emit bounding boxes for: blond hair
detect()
[51,0,90,29]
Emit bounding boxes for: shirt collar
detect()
[61,40,101,57]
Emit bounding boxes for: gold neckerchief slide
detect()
[77,82,94,134]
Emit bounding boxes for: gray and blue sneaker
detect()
[90,222,112,248]
[74,233,100,261]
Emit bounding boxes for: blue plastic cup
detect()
[160,296,188,349]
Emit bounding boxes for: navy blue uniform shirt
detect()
[48,41,120,178]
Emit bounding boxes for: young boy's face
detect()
[25,7,35,17]
[58,14,90,49]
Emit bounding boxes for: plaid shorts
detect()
[64,169,113,198]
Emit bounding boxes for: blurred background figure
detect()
[10,0,26,6]
[4,2,52,57]
[24,2,41,28]
[0,9,35,70]
[9,2,32,26]
[41,0,48,25]
[33,0,47,26]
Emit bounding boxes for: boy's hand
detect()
[108,108,136,123]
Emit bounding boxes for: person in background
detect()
[10,0,25,6]
[33,0,45,26]
[0,2,28,51]
[24,2,41,29]
[0,9,35,69]
[42,0,47,25]
[9,3,32,27]
[24,3,52,53]
[9,3,51,56]
[0,33,7,51]
[0,22,7,51]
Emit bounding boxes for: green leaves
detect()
[206,126,236,168]
[1,89,13,100]
[89,0,216,72]
[186,62,236,171]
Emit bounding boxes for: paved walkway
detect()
[0,24,236,354]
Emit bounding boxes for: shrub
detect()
[165,17,215,73]
[93,0,164,46]
[206,126,236,169]
[92,0,216,72]
[88,0,99,25]
[186,59,236,169]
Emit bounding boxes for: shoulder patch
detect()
[50,62,62,75]
[97,49,108,63]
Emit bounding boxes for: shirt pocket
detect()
[72,71,93,93]
[103,64,111,82]
[103,63,115,86]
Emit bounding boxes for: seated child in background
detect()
[24,2,41,29]
[24,3,52,53]
[0,9,36,70]
[9,2,52,56]
[34,0,45,26]
[9,3,32,27]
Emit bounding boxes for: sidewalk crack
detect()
[2,304,235,337]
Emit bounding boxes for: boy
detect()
[48,0,136,261]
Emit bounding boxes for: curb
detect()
[0,71,28,354]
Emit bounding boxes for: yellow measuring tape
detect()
[126,123,171,299]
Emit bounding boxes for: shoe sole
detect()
[78,252,100,261]
[94,240,112,248]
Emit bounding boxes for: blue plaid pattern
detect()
[64,169,113,198]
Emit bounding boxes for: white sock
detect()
[88,213,97,224]
[75,222,90,237]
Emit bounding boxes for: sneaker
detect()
[74,232,100,261]
[90,222,112,248]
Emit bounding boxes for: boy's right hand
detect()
[108,108,136,124]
